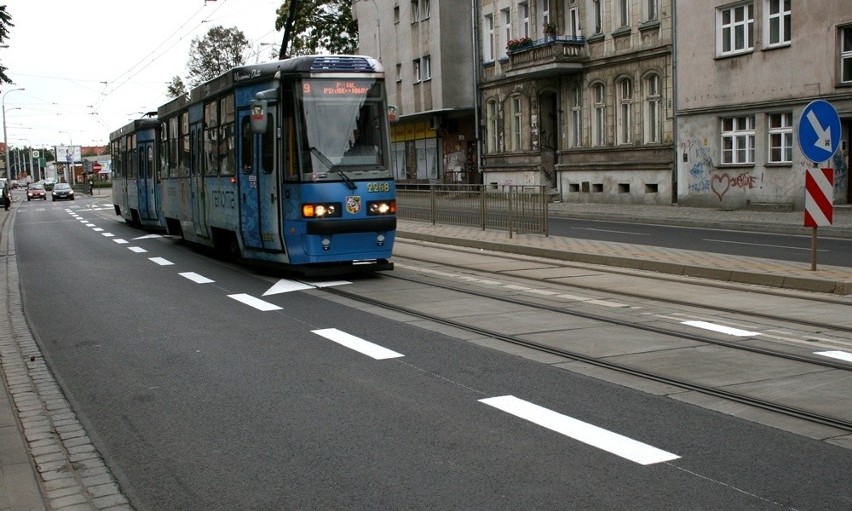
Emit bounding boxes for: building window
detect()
[501,8,511,59]
[618,0,630,28]
[842,26,852,84]
[413,59,421,82]
[421,0,430,20]
[411,0,420,22]
[767,112,793,163]
[539,0,551,28]
[592,0,604,34]
[717,3,754,56]
[568,6,581,37]
[394,6,400,24]
[484,14,494,62]
[617,79,633,144]
[395,63,402,82]
[645,0,658,21]
[764,0,790,47]
[570,86,582,148]
[520,2,530,38]
[644,73,661,144]
[592,83,606,146]
[721,115,755,164]
[421,56,431,80]
[486,99,499,153]
[511,96,523,151]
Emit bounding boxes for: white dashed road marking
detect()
[815,350,852,363]
[179,272,215,284]
[228,293,282,311]
[681,320,760,337]
[312,328,404,360]
[479,395,680,465]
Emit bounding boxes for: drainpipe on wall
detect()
[471,0,482,182]
[671,0,679,204]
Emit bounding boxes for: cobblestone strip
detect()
[1,210,133,511]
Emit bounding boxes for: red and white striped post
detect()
[804,167,833,270]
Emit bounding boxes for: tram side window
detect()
[241,116,253,173]
[111,140,120,179]
[168,117,179,178]
[147,146,155,180]
[220,96,235,176]
[204,101,218,177]
[159,122,169,180]
[260,114,274,174]
[179,112,190,177]
[129,134,137,180]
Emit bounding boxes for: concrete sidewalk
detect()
[396,202,852,296]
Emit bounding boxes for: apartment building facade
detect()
[676,0,852,208]
[353,0,478,184]
[478,0,675,204]
[355,0,851,209]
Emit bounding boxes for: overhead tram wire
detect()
[92,2,219,111]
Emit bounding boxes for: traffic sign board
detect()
[804,168,833,227]
[798,100,841,163]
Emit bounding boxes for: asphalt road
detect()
[548,217,852,268]
[11,198,852,510]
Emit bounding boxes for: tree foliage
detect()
[186,25,251,87]
[275,0,358,57]
[167,75,187,98]
[0,5,15,85]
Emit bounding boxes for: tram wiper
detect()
[310,146,335,171]
[331,168,357,190]
[310,146,357,189]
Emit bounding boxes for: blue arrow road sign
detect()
[798,100,841,163]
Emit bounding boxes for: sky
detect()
[1,0,284,150]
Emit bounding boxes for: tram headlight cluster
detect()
[367,200,396,215]
[302,202,341,218]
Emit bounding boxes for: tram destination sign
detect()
[304,80,372,97]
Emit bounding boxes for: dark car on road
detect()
[52,182,75,201]
[27,183,47,201]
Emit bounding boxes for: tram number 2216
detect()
[367,182,391,193]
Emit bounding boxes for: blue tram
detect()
[109,55,396,274]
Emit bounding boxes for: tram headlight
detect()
[302,202,341,218]
[367,200,396,215]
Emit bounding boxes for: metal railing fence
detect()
[396,183,549,237]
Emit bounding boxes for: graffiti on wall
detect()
[682,139,759,201]
[832,149,849,200]
[709,172,758,200]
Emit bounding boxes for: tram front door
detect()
[238,108,283,251]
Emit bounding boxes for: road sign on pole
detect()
[797,100,840,271]
[798,100,841,164]
[804,168,833,228]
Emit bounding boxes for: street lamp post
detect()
[2,87,26,180]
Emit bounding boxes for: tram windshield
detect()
[297,78,392,182]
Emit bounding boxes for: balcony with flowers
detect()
[504,29,587,78]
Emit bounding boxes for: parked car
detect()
[52,182,75,201]
[27,183,47,201]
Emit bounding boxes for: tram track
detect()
[396,240,852,335]
[319,269,852,435]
